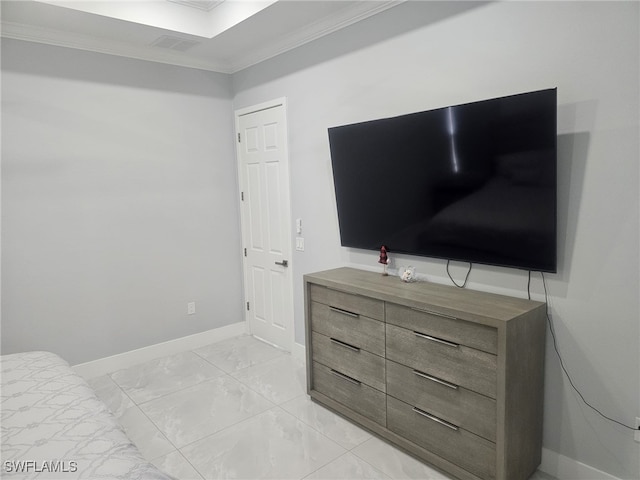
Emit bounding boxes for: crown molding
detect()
[227,0,405,73]
[0,20,233,73]
[0,1,405,75]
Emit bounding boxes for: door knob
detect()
[275,260,289,267]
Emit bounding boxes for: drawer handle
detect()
[330,337,361,352]
[411,307,458,321]
[412,407,459,431]
[330,369,361,386]
[413,370,459,390]
[329,306,359,318]
[413,331,459,348]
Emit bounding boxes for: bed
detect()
[1,351,174,479]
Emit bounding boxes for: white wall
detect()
[232,2,639,478]
[1,39,243,365]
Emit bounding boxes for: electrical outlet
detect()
[296,237,304,251]
[187,302,196,315]
[635,417,640,443]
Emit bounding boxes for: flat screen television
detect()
[328,88,557,273]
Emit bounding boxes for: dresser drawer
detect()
[386,323,497,398]
[386,303,498,354]
[386,359,496,442]
[309,284,384,321]
[387,396,496,480]
[311,301,385,357]
[305,268,546,480]
[312,361,386,426]
[312,333,385,392]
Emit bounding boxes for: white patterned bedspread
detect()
[1,351,174,479]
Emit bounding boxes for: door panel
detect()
[270,269,286,331]
[251,266,267,324]
[237,101,293,350]
[247,163,264,249]
[266,162,283,253]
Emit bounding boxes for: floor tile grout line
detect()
[227,359,307,406]
[299,450,354,480]
[272,402,350,452]
[102,349,267,458]
[174,402,347,469]
[173,403,283,455]
[123,371,230,408]
[109,357,303,454]
[132,394,181,453]
[280,417,371,480]
[143,374,288,450]
[190,342,288,375]
[156,390,354,468]
[106,336,290,406]
[152,448,206,480]
[123,338,286,477]
[177,404,348,480]
[93,333,557,480]
[138,374,278,452]
[109,371,227,406]
[97,335,348,479]
[101,372,137,411]
[299,449,392,480]
[92,375,179,467]
[279,394,373,452]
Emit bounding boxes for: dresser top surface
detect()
[304,267,544,324]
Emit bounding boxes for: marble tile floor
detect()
[88,334,557,480]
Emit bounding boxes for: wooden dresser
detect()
[304,267,546,480]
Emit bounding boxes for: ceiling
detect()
[0,0,405,74]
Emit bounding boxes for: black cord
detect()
[541,272,636,431]
[446,260,472,288]
[527,270,532,300]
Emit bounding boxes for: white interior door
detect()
[236,99,293,351]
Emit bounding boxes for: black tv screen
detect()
[328,88,557,272]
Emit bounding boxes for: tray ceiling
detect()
[0,0,405,73]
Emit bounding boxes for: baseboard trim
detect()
[73,331,622,480]
[539,447,621,480]
[72,322,246,379]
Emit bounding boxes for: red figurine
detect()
[378,245,390,276]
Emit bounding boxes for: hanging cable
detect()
[446,260,472,288]
[541,272,636,431]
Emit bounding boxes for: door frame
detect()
[234,97,295,351]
